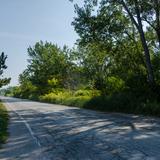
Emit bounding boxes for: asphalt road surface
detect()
[0,97,160,160]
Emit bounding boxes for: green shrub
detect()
[0,102,8,146]
[139,100,160,116]
[39,90,92,108]
[10,86,160,117]
[84,92,160,116]
[74,89,100,97]
[62,96,91,107]
[39,89,160,117]
[39,91,72,103]
[105,76,125,94]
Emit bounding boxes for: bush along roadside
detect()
[0,101,8,147]
[4,86,160,117]
[39,89,160,117]
[39,89,99,108]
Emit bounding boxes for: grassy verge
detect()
[39,90,95,108]
[11,88,160,117]
[39,90,160,117]
[84,93,160,116]
[0,102,8,146]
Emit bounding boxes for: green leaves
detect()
[9,0,160,100]
[0,52,11,88]
[72,0,160,88]
[19,41,79,95]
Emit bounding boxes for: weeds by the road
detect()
[39,90,160,117]
[39,89,97,108]
[0,102,8,146]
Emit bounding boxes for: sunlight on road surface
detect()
[0,97,160,160]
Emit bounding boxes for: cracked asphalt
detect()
[0,96,160,160]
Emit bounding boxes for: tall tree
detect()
[0,52,11,88]
[118,0,155,86]
[25,41,73,94]
[71,0,156,88]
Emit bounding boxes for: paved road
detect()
[0,97,160,160]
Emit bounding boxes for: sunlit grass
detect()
[39,90,160,117]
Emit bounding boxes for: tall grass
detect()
[0,102,8,146]
[39,90,160,117]
[39,89,97,107]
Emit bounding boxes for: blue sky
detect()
[0,0,81,86]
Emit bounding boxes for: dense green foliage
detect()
[0,52,11,88]
[0,52,10,145]
[0,102,8,146]
[3,0,160,116]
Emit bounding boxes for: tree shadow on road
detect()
[1,102,160,159]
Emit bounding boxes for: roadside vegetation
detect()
[2,0,160,116]
[0,102,8,146]
[0,51,10,146]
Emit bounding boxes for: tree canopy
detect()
[4,1,160,116]
[0,52,10,88]
[71,0,160,91]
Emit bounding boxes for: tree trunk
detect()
[135,1,155,87]
[121,0,155,87]
[139,29,155,86]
